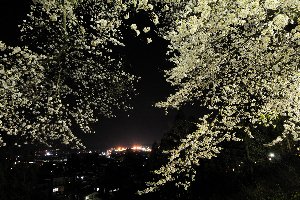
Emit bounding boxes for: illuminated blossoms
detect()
[0,0,299,193]
[0,0,137,148]
[140,0,300,193]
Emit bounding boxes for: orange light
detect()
[115,146,127,152]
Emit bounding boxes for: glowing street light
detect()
[269,152,275,158]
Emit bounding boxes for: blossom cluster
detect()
[1,0,299,192]
[0,0,137,148]
[139,0,300,193]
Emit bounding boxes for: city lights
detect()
[115,146,127,152]
[105,145,152,157]
[131,145,151,152]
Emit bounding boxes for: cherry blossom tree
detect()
[1,0,299,193]
[0,0,137,148]
[139,0,300,193]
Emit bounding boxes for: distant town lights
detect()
[131,145,151,152]
[115,146,127,152]
[104,145,152,157]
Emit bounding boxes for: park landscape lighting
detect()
[268,152,275,161]
[269,152,275,158]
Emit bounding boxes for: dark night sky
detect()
[0,0,180,150]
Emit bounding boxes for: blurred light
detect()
[269,152,275,158]
[115,147,127,152]
[131,145,151,152]
[53,188,58,192]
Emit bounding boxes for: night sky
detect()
[0,0,180,150]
